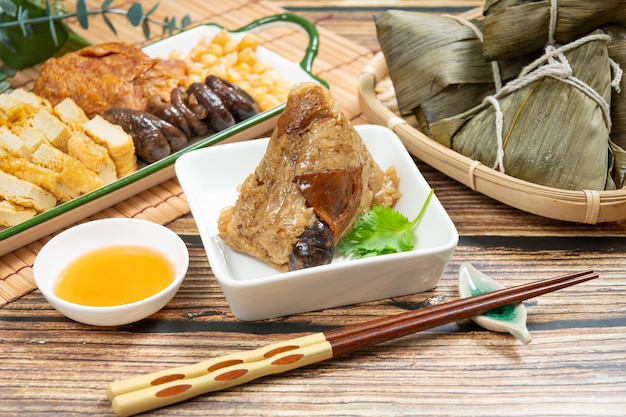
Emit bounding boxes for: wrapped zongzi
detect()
[375,10,529,134]
[430,32,616,191]
[606,26,626,151]
[482,0,626,60]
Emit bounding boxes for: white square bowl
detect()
[175,124,458,320]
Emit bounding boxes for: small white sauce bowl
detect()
[33,218,189,326]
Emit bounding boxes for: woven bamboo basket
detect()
[358,50,626,224]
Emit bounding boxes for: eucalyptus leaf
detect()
[76,0,88,29]
[141,18,149,39]
[127,2,143,27]
[0,0,17,16]
[168,17,176,35]
[161,16,169,35]
[0,0,191,69]
[46,14,57,45]
[17,7,31,37]
[181,14,191,28]
[101,12,116,35]
[0,29,14,51]
[145,2,158,17]
[0,64,15,77]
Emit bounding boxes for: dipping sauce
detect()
[54,245,175,307]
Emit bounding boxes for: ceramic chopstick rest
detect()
[458,262,532,344]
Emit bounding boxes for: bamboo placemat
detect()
[0,0,375,306]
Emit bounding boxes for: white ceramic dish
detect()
[175,124,458,321]
[33,218,189,326]
[0,13,324,257]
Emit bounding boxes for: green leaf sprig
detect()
[0,0,192,52]
[338,188,435,258]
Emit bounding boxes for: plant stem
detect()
[0,8,169,29]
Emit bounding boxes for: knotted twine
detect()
[481,0,623,174]
[443,14,503,93]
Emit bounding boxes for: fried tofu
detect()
[83,115,137,178]
[0,200,37,227]
[0,170,57,213]
[0,90,138,229]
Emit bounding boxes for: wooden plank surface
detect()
[1,1,625,416]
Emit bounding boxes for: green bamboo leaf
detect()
[76,0,88,29]
[126,2,143,26]
[101,12,116,35]
[100,0,113,9]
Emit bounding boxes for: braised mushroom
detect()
[288,217,334,270]
[205,75,259,122]
[187,82,235,131]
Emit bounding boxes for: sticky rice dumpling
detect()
[429,32,615,191]
[374,10,529,135]
[217,82,400,272]
[606,26,626,151]
[482,0,626,60]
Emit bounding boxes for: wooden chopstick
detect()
[108,269,598,417]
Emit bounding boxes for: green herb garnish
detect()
[338,188,434,258]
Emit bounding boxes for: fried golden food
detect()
[0,89,137,227]
[33,42,186,118]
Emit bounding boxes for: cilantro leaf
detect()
[338,189,434,258]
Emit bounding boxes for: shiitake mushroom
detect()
[170,87,211,137]
[104,76,260,163]
[205,75,259,122]
[187,82,236,132]
[146,94,193,138]
[288,217,334,271]
[103,108,173,163]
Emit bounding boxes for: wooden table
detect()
[1,1,625,416]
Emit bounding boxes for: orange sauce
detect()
[54,245,175,307]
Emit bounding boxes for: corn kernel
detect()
[200,53,218,66]
[171,29,294,113]
[238,34,260,51]
[211,30,231,46]
[223,39,239,55]
[235,62,252,75]
[237,48,257,66]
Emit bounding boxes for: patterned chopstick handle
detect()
[109,333,332,417]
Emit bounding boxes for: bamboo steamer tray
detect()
[358,50,626,224]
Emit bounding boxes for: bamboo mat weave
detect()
[0,0,375,306]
